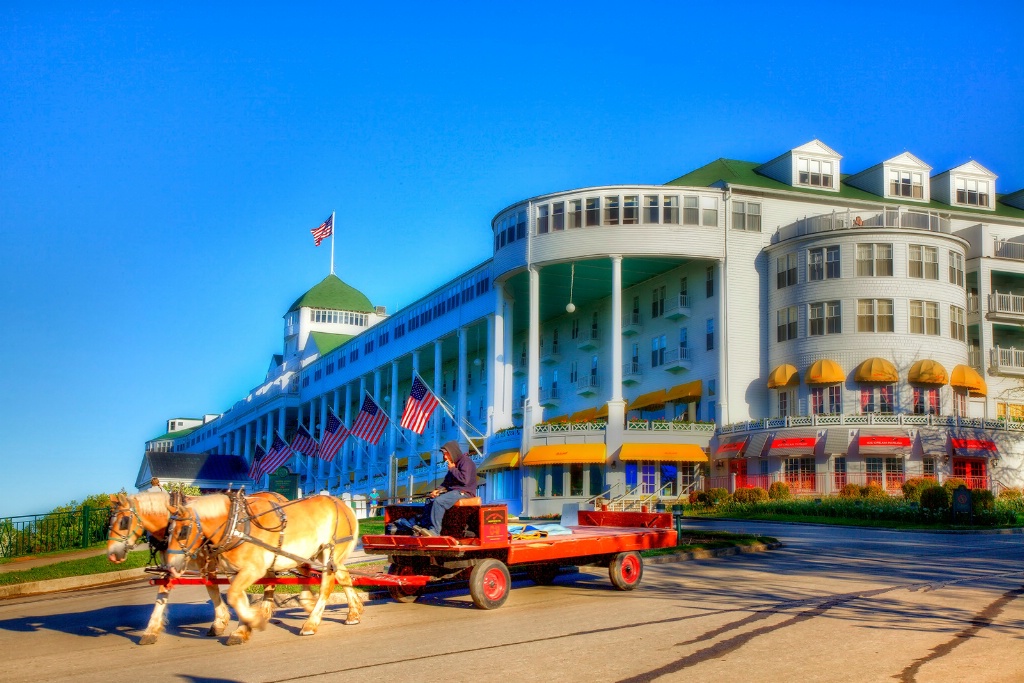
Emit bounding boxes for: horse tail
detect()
[330,496,359,567]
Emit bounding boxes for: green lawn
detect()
[0,549,151,586]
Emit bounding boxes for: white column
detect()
[254,416,264,461]
[389,360,400,498]
[356,377,366,471]
[457,326,469,450]
[487,310,504,433]
[606,255,626,465]
[243,422,252,461]
[319,394,329,482]
[343,383,353,476]
[411,349,421,467]
[373,370,382,480]
[526,265,542,429]
[433,340,443,452]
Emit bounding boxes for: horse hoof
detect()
[300,627,316,636]
[344,619,360,626]
[226,635,246,646]
[139,634,158,646]
[207,625,226,637]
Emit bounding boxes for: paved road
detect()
[1,520,1022,683]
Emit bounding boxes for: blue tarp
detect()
[508,523,573,536]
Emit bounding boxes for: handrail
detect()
[583,481,624,509]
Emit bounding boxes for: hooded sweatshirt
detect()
[439,440,477,495]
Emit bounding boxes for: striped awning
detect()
[620,443,708,462]
[823,428,852,455]
[477,449,520,472]
[950,365,987,397]
[767,364,799,389]
[806,359,845,385]
[740,432,772,458]
[765,430,823,457]
[628,389,667,411]
[716,434,750,456]
[908,360,948,385]
[522,444,606,465]
[856,431,913,455]
[664,380,703,403]
[855,357,898,383]
[949,432,999,458]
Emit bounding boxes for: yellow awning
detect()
[396,457,409,468]
[348,472,355,483]
[855,357,898,383]
[419,451,434,464]
[767,364,799,389]
[950,364,986,396]
[478,449,520,472]
[908,359,948,385]
[544,414,568,423]
[569,407,598,422]
[414,481,433,494]
[619,443,708,462]
[595,403,609,419]
[628,389,667,411]
[469,437,485,450]
[665,380,703,403]
[522,444,606,465]
[806,359,845,385]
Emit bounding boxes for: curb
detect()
[643,541,782,564]
[682,515,1024,535]
[0,568,150,600]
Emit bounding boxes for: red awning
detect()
[950,437,998,458]
[766,434,820,457]
[716,435,750,456]
[857,433,913,455]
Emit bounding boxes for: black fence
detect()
[0,506,112,559]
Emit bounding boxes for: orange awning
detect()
[950,365,987,396]
[544,414,568,423]
[595,403,609,419]
[620,443,708,462]
[665,380,703,402]
[908,359,948,385]
[522,444,606,465]
[628,389,667,411]
[855,357,898,383]
[806,359,844,385]
[767,364,799,389]
[569,407,598,422]
[477,450,520,472]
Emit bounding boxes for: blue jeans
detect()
[423,490,468,534]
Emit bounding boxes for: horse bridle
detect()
[109,501,146,551]
[165,505,207,561]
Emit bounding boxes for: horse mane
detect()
[187,494,230,518]
[131,490,170,515]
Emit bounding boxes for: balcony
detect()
[622,361,643,385]
[718,413,1024,435]
[622,311,642,336]
[661,347,691,373]
[969,346,983,369]
[773,207,951,244]
[576,374,600,396]
[540,342,561,365]
[513,353,527,376]
[540,386,561,409]
[994,238,1024,262]
[991,347,1024,376]
[967,294,980,315]
[665,294,691,320]
[577,329,600,351]
[987,291,1024,323]
[512,396,525,416]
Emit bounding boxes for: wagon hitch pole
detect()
[672,505,684,546]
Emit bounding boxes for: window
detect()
[537,204,549,234]
[708,379,716,397]
[923,458,936,478]
[571,318,579,339]
[707,400,716,423]
[651,286,665,318]
[809,301,840,336]
[913,387,940,415]
[889,169,924,198]
[777,306,798,342]
[569,360,578,384]
[809,246,840,280]
[701,197,718,226]
[551,201,565,231]
[680,276,688,300]
[683,196,699,225]
[778,390,790,417]
[643,195,659,224]
[812,385,841,414]
[663,196,679,224]
[861,386,895,414]
[623,195,639,224]
[950,305,966,342]
[777,253,797,288]
[585,198,600,226]
[910,300,940,335]
[706,265,714,298]
[955,177,990,207]
[516,211,527,239]
[568,199,582,229]
[706,318,714,351]
[949,251,964,287]
[651,335,666,368]
[797,157,833,187]
[550,464,564,497]
[909,245,938,279]
[856,243,893,277]
[679,327,687,352]
[604,196,620,224]
[732,201,762,231]
[857,299,894,332]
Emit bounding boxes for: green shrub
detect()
[971,489,996,514]
[998,488,1023,500]
[768,481,790,500]
[838,483,862,499]
[861,482,887,499]
[733,487,768,504]
[901,477,937,503]
[694,488,731,507]
[920,485,951,512]
[943,478,967,493]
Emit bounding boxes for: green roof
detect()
[309,331,353,355]
[148,426,200,442]
[666,158,1024,220]
[287,274,373,315]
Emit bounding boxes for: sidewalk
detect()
[0,546,111,574]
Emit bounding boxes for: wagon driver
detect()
[414,440,477,537]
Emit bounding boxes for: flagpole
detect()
[329,210,336,275]
[432,394,484,458]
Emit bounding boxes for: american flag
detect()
[248,443,267,481]
[351,393,389,445]
[257,433,293,480]
[290,425,319,459]
[400,376,439,434]
[318,409,350,462]
[310,214,333,246]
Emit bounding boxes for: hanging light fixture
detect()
[566,262,576,313]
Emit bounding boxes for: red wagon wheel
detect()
[469,559,510,609]
[609,551,643,591]
[387,563,424,603]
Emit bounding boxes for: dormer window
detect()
[797,158,833,188]
[955,177,990,207]
[890,170,924,199]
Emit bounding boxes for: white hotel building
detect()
[146,140,1024,516]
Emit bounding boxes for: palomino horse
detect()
[165,491,361,644]
[106,490,286,645]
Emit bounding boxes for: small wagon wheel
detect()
[468,559,510,609]
[608,551,643,591]
[387,562,424,603]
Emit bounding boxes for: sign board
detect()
[268,467,299,500]
[952,485,972,518]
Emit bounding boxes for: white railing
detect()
[622,311,642,328]
[774,207,951,243]
[969,347,982,368]
[540,386,561,403]
[577,375,600,392]
[719,413,1024,434]
[626,420,715,433]
[992,347,1024,372]
[994,239,1024,262]
[967,294,980,314]
[577,329,600,349]
[533,421,607,434]
[623,361,643,379]
[663,347,691,364]
[665,294,691,317]
[988,291,1024,316]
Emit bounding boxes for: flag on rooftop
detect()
[257,433,292,480]
[290,424,319,459]
[248,443,266,481]
[351,393,389,445]
[310,213,333,246]
[400,376,439,434]
[318,409,350,462]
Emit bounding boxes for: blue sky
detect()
[1,2,1022,516]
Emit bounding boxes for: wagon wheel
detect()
[387,563,424,603]
[526,563,560,585]
[608,551,643,591]
[468,559,510,609]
